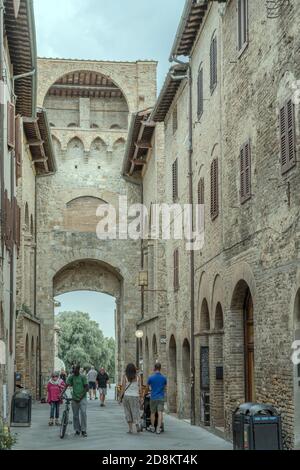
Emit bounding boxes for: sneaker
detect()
[48,419,54,426]
[55,419,60,426]
[148,426,156,433]
[156,429,161,435]
[82,432,87,438]
[75,431,80,436]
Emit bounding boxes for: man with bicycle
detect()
[65,364,89,437]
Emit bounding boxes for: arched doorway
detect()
[293,289,300,448]
[168,335,177,413]
[182,339,191,420]
[230,281,255,405]
[25,335,30,389]
[31,337,36,398]
[200,299,210,425]
[213,303,224,429]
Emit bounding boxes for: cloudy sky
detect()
[34,0,185,91]
[45,1,185,338]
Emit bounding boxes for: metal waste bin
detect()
[232,403,256,450]
[233,403,282,450]
[11,389,32,427]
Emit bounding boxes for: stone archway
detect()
[52,259,123,382]
[168,335,177,414]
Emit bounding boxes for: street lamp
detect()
[135,330,144,368]
[135,330,144,339]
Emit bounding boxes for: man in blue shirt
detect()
[147,363,167,434]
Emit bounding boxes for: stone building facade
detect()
[124,0,300,449]
[35,58,157,390]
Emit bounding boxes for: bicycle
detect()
[60,394,73,439]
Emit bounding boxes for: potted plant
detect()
[0,419,17,450]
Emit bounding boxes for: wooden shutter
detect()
[211,158,219,220]
[172,159,178,201]
[174,249,179,291]
[210,35,217,92]
[4,190,13,252]
[197,67,204,118]
[198,177,205,205]
[173,105,178,134]
[280,99,296,174]
[15,115,22,181]
[7,102,15,149]
[240,140,251,203]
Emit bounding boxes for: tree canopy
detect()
[56,311,115,380]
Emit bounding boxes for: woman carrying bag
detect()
[120,363,142,434]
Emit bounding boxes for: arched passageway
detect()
[293,289,300,448]
[182,339,191,420]
[212,303,224,429]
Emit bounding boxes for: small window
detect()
[90,123,99,129]
[210,34,218,93]
[280,99,296,174]
[210,158,219,220]
[240,140,251,203]
[172,105,178,134]
[172,159,178,202]
[197,66,204,119]
[238,0,249,52]
[67,123,77,128]
[173,249,179,292]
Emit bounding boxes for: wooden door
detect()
[244,290,255,402]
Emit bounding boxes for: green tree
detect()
[56,311,116,380]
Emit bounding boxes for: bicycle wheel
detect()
[60,410,68,439]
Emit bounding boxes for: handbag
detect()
[119,381,131,403]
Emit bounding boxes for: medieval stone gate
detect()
[35,58,157,387]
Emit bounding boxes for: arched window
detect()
[197,64,204,119]
[90,124,99,129]
[67,123,78,128]
[110,124,121,130]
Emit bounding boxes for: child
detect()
[47,372,65,426]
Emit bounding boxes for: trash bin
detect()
[233,403,282,450]
[232,402,256,450]
[11,389,32,427]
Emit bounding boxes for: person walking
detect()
[96,367,110,407]
[121,363,142,434]
[147,363,167,435]
[47,372,65,426]
[66,364,89,437]
[87,366,98,400]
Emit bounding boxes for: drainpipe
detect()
[170,54,196,426]
[0,0,4,258]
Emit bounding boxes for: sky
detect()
[55,291,116,339]
[37,0,185,339]
[33,0,185,91]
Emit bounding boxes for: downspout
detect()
[0,0,4,258]
[170,54,196,426]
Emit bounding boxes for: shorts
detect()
[99,387,107,396]
[150,399,165,414]
[89,382,96,390]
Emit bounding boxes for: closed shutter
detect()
[15,115,22,181]
[172,159,178,201]
[197,67,204,118]
[174,249,179,291]
[240,140,251,203]
[7,102,15,149]
[280,99,296,174]
[173,105,178,134]
[210,158,219,220]
[198,177,205,205]
[210,35,217,92]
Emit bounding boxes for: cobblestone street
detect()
[13,394,231,451]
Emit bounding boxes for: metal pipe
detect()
[170,53,196,425]
[0,0,4,258]
[13,69,36,83]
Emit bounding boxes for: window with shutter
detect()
[240,140,251,203]
[210,34,217,93]
[198,177,205,206]
[174,249,179,291]
[197,66,204,119]
[280,99,296,174]
[238,0,248,52]
[172,159,178,202]
[7,102,15,149]
[210,158,219,220]
[15,115,22,181]
[173,105,178,134]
